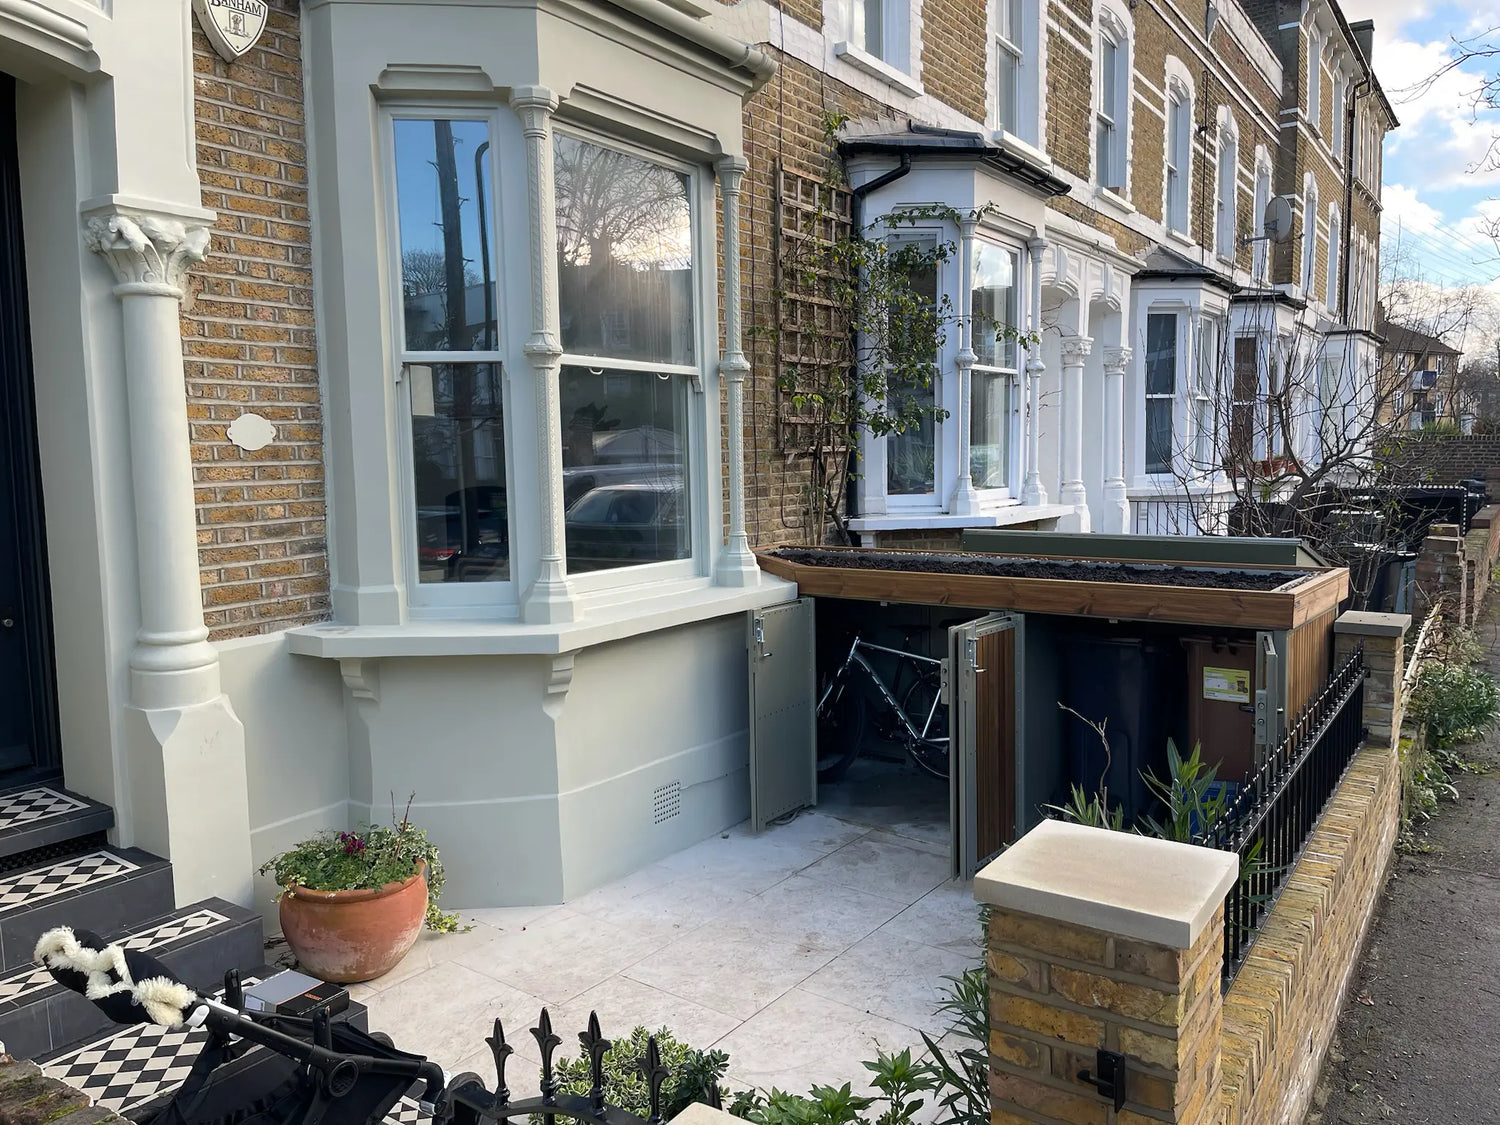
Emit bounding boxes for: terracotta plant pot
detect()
[278,862,428,983]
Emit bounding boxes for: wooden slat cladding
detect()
[1289,609,1337,718]
[975,627,1016,860]
[757,551,1349,631]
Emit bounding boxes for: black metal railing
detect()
[1200,646,1367,985]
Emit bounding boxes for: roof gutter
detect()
[603,0,777,86]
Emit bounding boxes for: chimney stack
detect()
[1351,19,1375,63]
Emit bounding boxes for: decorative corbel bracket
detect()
[542,652,576,716]
[339,657,380,703]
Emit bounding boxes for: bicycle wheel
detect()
[816,673,867,782]
[900,673,950,780]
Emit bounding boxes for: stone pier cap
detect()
[974,820,1238,949]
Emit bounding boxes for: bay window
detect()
[1144,312,1176,474]
[1230,335,1257,467]
[1193,317,1220,469]
[886,233,940,498]
[554,132,698,576]
[970,239,1019,491]
[391,114,510,593]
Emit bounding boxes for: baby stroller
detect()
[36,925,446,1125]
[35,925,692,1125]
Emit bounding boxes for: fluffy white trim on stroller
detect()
[34,926,199,1028]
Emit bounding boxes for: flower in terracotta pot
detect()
[260,796,465,983]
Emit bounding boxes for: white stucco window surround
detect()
[300,0,783,648]
[1126,279,1229,490]
[988,0,1043,149]
[1161,59,1194,239]
[1213,106,1238,263]
[829,0,923,95]
[1092,0,1133,200]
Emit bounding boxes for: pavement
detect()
[348,756,982,1102]
[1310,613,1500,1123]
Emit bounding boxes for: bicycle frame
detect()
[817,637,947,746]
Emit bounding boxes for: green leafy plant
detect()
[549,1026,729,1121]
[258,794,464,932]
[1409,662,1500,748]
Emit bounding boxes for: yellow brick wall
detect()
[1216,744,1401,1125]
[183,0,329,640]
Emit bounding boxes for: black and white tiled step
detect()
[0,898,262,1060]
[0,846,173,971]
[38,994,403,1121]
[0,784,113,863]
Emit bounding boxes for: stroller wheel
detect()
[448,1071,489,1095]
[368,1031,395,1047]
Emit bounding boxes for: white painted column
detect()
[1021,237,1048,507]
[1102,346,1132,533]
[1058,335,1092,531]
[951,217,981,516]
[511,87,577,624]
[84,203,252,907]
[714,157,760,586]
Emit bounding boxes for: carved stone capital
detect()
[1103,346,1133,372]
[509,85,559,135]
[84,210,211,296]
[716,155,748,194]
[720,353,751,382]
[1026,236,1049,254]
[1060,336,1094,364]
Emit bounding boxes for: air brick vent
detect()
[652,781,682,825]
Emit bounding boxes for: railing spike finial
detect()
[641,1034,670,1125]
[486,1016,515,1105]
[580,1010,612,1112]
[534,1007,563,1105]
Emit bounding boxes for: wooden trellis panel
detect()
[775,163,852,453]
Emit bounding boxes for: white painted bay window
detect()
[1193,316,1220,470]
[1144,311,1177,475]
[390,113,511,601]
[886,232,941,499]
[970,239,1020,492]
[554,132,698,577]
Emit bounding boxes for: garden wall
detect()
[974,611,1410,1125]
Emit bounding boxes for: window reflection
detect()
[393,118,498,352]
[410,363,509,583]
[561,366,690,572]
[554,135,694,366]
[971,241,1018,490]
[887,237,939,496]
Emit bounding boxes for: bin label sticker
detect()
[1204,666,1251,703]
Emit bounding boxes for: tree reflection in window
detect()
[554,135,695,367]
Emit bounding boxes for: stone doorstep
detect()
[0,1055,126,1124]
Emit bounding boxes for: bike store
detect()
[747,541,1349,878]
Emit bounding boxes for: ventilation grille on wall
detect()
[652,781,682,825]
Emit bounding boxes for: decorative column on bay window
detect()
[1058,335,1092,531]
[715,156,760,586]
[1021,237,1048,506]
[951,216,982,516]
[511,86,577,624]
[1102,345,1132,533]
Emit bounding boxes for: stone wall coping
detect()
[973,819,1238,950]
[670,1103,744,1125]
[1334,611,1411,638]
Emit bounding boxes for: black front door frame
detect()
[0,73,62,777]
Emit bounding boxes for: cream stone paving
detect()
[354,810,985,1101]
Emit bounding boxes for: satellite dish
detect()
[1263,195,1295,244]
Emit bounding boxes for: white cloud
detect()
[1381,184,1444,235]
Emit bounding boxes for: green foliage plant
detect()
[258,794,465,932]
[548,1025,729,1121]
[1409,661,1500,748]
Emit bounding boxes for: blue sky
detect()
[1368,0,1500,287]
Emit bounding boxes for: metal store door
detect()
[949,613,1019,879]
[747,598,817,831]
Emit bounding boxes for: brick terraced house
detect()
[0,0,1392,975]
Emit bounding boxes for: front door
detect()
[0,74,59,776]
[949,613,1019,879]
